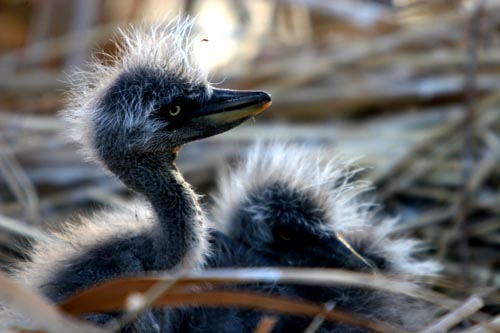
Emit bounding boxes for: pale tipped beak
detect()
[193,89,272,125]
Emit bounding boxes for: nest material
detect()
[0,1,498,332]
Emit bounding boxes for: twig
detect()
[58,268,462,312]
[456,314,500,333]
[0,271,105,333]
[63,288,406,333]
[253,316,279,333]
[454,0,485,286]
[0,214,51,242]
[105,273,183,332]
[420,295,484,333]
[0,134,40,224]
[304,301,336,333]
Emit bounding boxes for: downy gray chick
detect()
[1,18,439,333]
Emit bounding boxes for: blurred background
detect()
[0,0,498,320]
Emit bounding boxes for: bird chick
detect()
[0,17,271,332]
[208,143,440,332]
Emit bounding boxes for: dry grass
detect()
[0,0,498,332]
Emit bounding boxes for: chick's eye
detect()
[280,231,293,241]
[170,105,181,116]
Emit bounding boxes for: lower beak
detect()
[194,88,272,125]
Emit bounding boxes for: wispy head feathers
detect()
[211,142,441,277]
[63,17,207,162]
[115,17,207,86]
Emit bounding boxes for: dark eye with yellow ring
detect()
[170,105,181,116]
[151,100,200,126]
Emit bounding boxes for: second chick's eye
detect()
[280,231,293,241]
[170,105,181,116]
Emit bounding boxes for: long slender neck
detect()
[111,152,207,271]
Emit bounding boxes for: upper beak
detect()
[194,88,272,125]
[332,232,377,271]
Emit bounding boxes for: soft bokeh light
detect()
[193,0,238,71]
[192,0,275,74]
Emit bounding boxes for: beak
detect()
[332,232,377,271]
[194,88,272,125]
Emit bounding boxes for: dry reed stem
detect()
[62,289,405,333]
[456,314,500,333]
[0,134,40,224]
[420,295,485,333]
[58,268,468,314]
[253,316,279,333]
[0,272,104,333]
[303,301,335,333]
[0,214,50,242]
